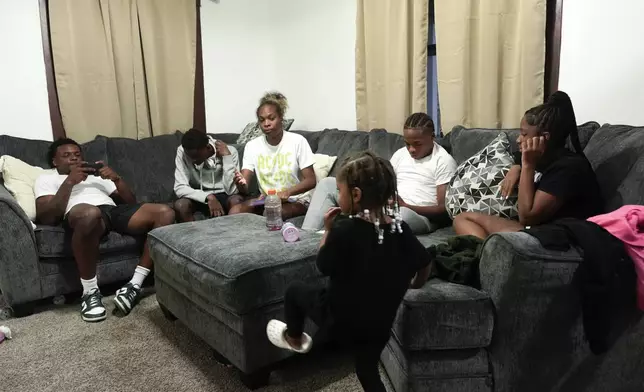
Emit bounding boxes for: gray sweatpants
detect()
[301,176,434,234]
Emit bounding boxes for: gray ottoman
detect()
[148,213,324,389]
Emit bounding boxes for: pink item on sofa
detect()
[588,205,644,310]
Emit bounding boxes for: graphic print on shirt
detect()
[257,152,297,191]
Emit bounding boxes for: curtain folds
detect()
[49,0,196,142]
[355,0,429,134]
[435,0,546,133]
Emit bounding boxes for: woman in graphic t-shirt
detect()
[229,92,317,220]
[453,91,604,239]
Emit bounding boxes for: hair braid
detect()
[337,151,402,243]
[404,112,435,135]
[524,91,584,155]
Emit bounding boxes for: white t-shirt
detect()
[242,132,315,199]
[34,173,117,214]
[390,142,457,206]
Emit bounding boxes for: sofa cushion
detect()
[584,124,644,211]
[393,279,495,350]
[444,122,600,164]
[148,213,325,314]
[34,225,143,259]
[314,129,370,175]
[104,132,183,203]
[0,156,49,221]
[381,339,492,392]
[0,135,108,169]
[368,129,406,159]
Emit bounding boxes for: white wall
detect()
[201,0,357,133]
[0,0,53,141]
[558,0,644,126]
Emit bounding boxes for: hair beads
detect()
[338,151,404,244]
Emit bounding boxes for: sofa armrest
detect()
[478,232,586,392]
[0,184,42,306]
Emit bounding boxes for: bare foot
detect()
[284,330,303,349]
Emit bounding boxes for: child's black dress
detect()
[284,216,429,391]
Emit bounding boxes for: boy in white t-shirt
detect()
[230,92,317,220]
[33,138,176,323]
[302,113,457,234]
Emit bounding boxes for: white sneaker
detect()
[80,289,106,322]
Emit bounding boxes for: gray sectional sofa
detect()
[1,123,643,392]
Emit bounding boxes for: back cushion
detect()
[368,129,405,159]
[0,135,107,169]
[0,135,53,168]
[444,122,600,164]
[105,132,182,203]
[315,129,370,175]
[584,125,644,211]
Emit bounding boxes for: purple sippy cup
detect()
[282,222,300,242]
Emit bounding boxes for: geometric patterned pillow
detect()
[445,133,519,220]
[235,118,295,145]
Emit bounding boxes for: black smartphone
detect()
[81,162,104,176]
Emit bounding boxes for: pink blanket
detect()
[588,205,644,310]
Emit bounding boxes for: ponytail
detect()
[525,91,584,155]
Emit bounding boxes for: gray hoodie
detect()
[173,136,239,203]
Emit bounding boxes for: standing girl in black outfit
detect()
[266,151,432,392]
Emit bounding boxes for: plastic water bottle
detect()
[282,222,300,242]
[264,190,283,231]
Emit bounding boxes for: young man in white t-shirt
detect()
[302,113,457,234]
[34,139,176,323]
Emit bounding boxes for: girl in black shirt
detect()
[266,151,431,392]
[453,91,603,239]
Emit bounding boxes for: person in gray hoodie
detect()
[173,129,242,222]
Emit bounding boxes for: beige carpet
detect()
[0,292,393,392]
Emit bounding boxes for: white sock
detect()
[81,276,99,296]
[129,266,150,288]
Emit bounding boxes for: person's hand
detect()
[233,171,247,186]
[277,190,291,201]
[97,161,121,182]
[500,165,521,199]
[207,194,225,217]
[521,136,546,168]
[64,163,93,186]
[397,195,408,208]
[323,207,342,231]
[214,140,231,156]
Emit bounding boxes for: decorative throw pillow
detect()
[0,155,48,221]
[236,118,295,145]
[295,153,338,203]
[445,133,519,219]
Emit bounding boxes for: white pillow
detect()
[0,155,47,221]
[296,153,338,202]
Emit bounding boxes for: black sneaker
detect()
[113,283,142,315]
[80,289,107,322]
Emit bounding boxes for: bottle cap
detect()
[267,189,276,195]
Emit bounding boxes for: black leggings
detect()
[284,282,388,392]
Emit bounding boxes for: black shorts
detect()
[63,203,143,234]
[191,193,234,215]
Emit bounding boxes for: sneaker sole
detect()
[82,313,107,322]
[113,296,132,315]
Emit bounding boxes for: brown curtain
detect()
[49,0,196,142]
[435,0,546,133]
[355,0,429,134]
